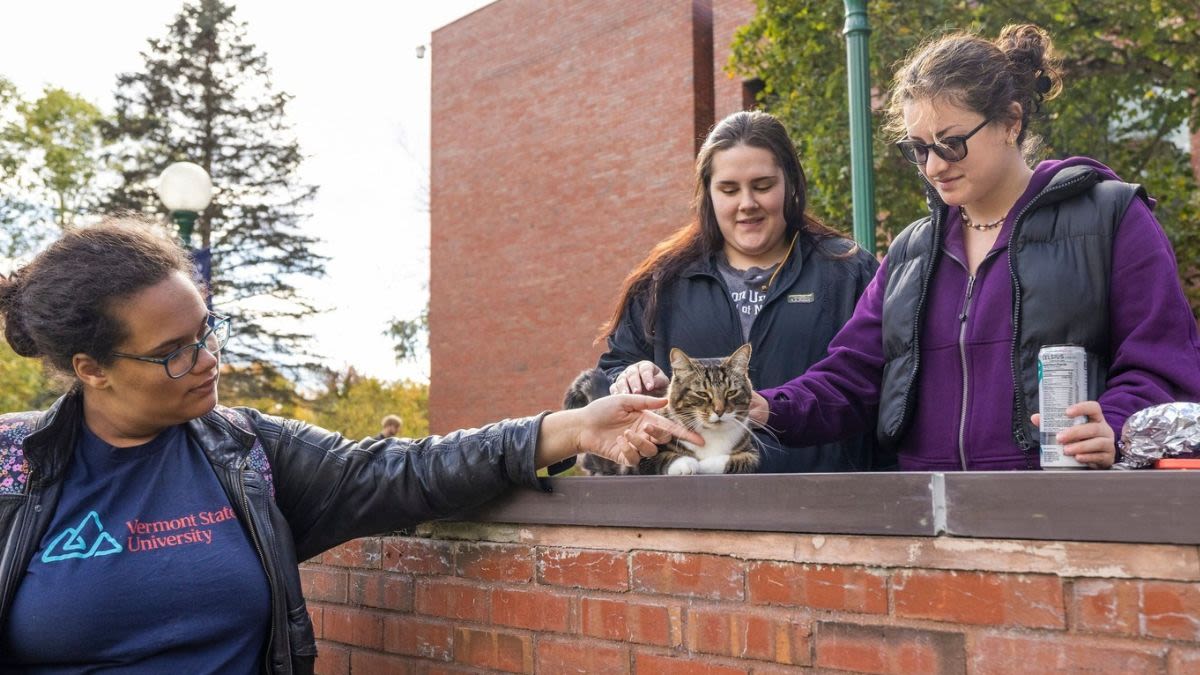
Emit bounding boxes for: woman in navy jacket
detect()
[598,111,883,472]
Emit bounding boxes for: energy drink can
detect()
[1037,345,1088,469]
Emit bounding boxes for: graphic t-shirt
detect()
[716,255,780,341]
[0,423,271,672]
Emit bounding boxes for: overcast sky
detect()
[0,0,494,382]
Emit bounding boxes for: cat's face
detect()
[666,344,753,430]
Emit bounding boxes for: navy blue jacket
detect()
[599,235,888,472]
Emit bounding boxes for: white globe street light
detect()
[156,161,213,246]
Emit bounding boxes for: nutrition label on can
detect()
[1038,345,1088,469]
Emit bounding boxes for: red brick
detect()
[322,537,382,569]
[971,634,1166,674]
[685,607,810,665]
[301,566,349,603]
[321,606,383,649]
[539,548,629,591]
[893,570,1065,628]
[382,537,454,575]
[415,579,490,623]
[455,542,535,582]
[1143,581,1200,641]
[748,562,887,614]
[349,651,413,675]
[383,615,453,661]
[634,651,749,675]
[309,605,324,639]
[1070,579,1141,636]
[1171,647,1200,674]
[313,640,349,675]
[582,596,682,647]
[815,622,966,675]
[537,638,630,674]
[491,587,573,633]
[454,627,534,673]
[349,570,413,611]
[631,551,744,601]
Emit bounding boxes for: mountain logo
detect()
[41,511,123,563]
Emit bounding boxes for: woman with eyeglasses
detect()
[0,219,698,671]
[748,24,1200,471]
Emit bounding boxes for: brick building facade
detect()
[429,0,754,432]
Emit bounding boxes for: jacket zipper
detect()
[1007,171,1095,467]
[236,457,278,674]
[957,275,976,471]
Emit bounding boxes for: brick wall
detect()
[429,0,718,433]
[713,0,756,120]
[303,523,1200,673]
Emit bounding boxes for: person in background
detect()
[0,218,699,672]
[372,413,402,440]
[598,110,883,473]
[751,24,1200,471]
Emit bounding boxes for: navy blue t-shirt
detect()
[0,423,271,672]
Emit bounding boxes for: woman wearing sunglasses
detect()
[0,219,698,671]
[748,24,1200,471]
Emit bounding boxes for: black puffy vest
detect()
[877,166,1145,466]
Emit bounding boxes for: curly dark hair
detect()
[0,216,197,376]
[885,24,1063,158]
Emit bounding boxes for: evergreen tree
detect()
[104,0,326,371]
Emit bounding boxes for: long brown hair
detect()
[598,110,847,342]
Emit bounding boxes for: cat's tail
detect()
[563,367,611,409]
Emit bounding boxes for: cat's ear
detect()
[670,347,693,373]
[726,343,752,373]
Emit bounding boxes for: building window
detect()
[742,78,766,110]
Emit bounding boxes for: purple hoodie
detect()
[761,158,1200,470]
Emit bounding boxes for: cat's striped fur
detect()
[563,344,760,475]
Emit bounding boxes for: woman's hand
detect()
[749,391,770,425]
[1031,400,1115,469]
[535,395,703,469]
[610,360,669,396]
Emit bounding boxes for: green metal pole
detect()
[843,0,876,254]
[172,210,197,246]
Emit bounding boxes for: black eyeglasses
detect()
[111,313,231,379]
[895,118,991,165]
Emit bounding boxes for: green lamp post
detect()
[156,161,214,303]
[843,0,876,254]
[156,161,213,247]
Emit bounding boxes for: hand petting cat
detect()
[610,360,670,396]
[749,391,770,426]
[536,394,704,469]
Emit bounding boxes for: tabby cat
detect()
[562,344,760,475]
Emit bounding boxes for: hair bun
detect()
[0,270,39,358]
[1034,73,1053,95]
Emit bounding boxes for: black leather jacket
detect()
[0,391,544,673]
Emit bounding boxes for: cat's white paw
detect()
[698,455,730,474]
[666,457,701,475]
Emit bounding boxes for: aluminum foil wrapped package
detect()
[1117,402,1200,469]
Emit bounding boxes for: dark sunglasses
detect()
[111,313,231,379]
[895,118,991,165]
